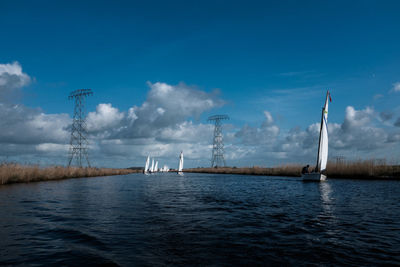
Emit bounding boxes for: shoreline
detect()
[0,163,141,185]
[2,160,400,185]
[183,163,400,180]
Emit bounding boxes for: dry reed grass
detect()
[185,160,400,179]
[184,165,302,177]
[326,159,400,179]
[0,163,140,185]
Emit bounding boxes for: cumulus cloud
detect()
[0,103,70,145]
[0,74,226,167]
[158,121,213,143]
[230,105,398,166]
[1,61,399,167]
[115,82,223,139]
[280,105,394,164]
[235,111,280,146]
[0,62,31,100]
[341,106,374,130]
[87,103,124,133]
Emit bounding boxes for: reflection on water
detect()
[0,173,399,266]
[319,181,333,214]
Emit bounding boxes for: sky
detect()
[1,0,400,168]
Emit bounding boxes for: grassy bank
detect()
[0,163,140,185]
[185,160,400,180]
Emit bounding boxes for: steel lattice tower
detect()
[68,89,93,167]
[208,115,229,168]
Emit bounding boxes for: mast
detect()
[315,107,324,172]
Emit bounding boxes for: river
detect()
[0,173,399,266]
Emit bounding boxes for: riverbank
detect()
[184,160,400,180]
[0,163,140,185]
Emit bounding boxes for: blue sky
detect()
[1,0,400,167]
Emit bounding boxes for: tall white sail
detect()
[317,91,330,172]
[178,151,184,172]
[144,156,150,173]
[154,161,158,172]
[150,159,154,173]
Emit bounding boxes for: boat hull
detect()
[302,173,327,181]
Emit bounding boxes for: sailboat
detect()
[154,161,158,173]
[302,90,331,182]
[150,158,155,173]
[178,151,184,174]
[144,155,150,174]
[161,165,169,172]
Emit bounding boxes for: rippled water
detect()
[1,173,399,266]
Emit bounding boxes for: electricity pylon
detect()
[208,115,229,168]
[68,89,93,167]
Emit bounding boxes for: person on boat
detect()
[302,165,310,174]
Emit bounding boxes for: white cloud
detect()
[0,103,70,145]
[1,61,399,167]
[235,111,279,145]
[0,76,227,167]
[87,103,124,133]
[392,82,400,92]
[158,121,213,143]
[114,82,223,139]
[230,105,398,166]
[263,111,274,125]
[0,62,31,88]
[342,106,374,130]
[0,62,31,101]
[36,143,69,153]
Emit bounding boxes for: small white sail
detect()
[162,165,169,172]
[178,151,184,172]
[154,161,158,172]
[317,91,330,173]
[150,159,154,173]
[144,156,150,173]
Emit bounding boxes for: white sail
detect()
[163,165,169,172]
[144,156,150,173]
[154,161,158,172]
[150,159,154,172]
[317,91,330,172]
[162,165,169,172]
[178,151,184,172]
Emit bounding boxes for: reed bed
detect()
[0,163,140,185]
[185,165,302,177]
[185,160,400,179]
[326,160,400,179]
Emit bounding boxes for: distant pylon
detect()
[68,89,93,167]
[208,115,229,168]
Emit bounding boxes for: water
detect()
[0,173,399,266]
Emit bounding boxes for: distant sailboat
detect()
[178,151,184,174]
[154,161,158,173]
[302,90,331,181]
[144,155,150,174]
[150,158,155,173]
[160,165,169,172]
